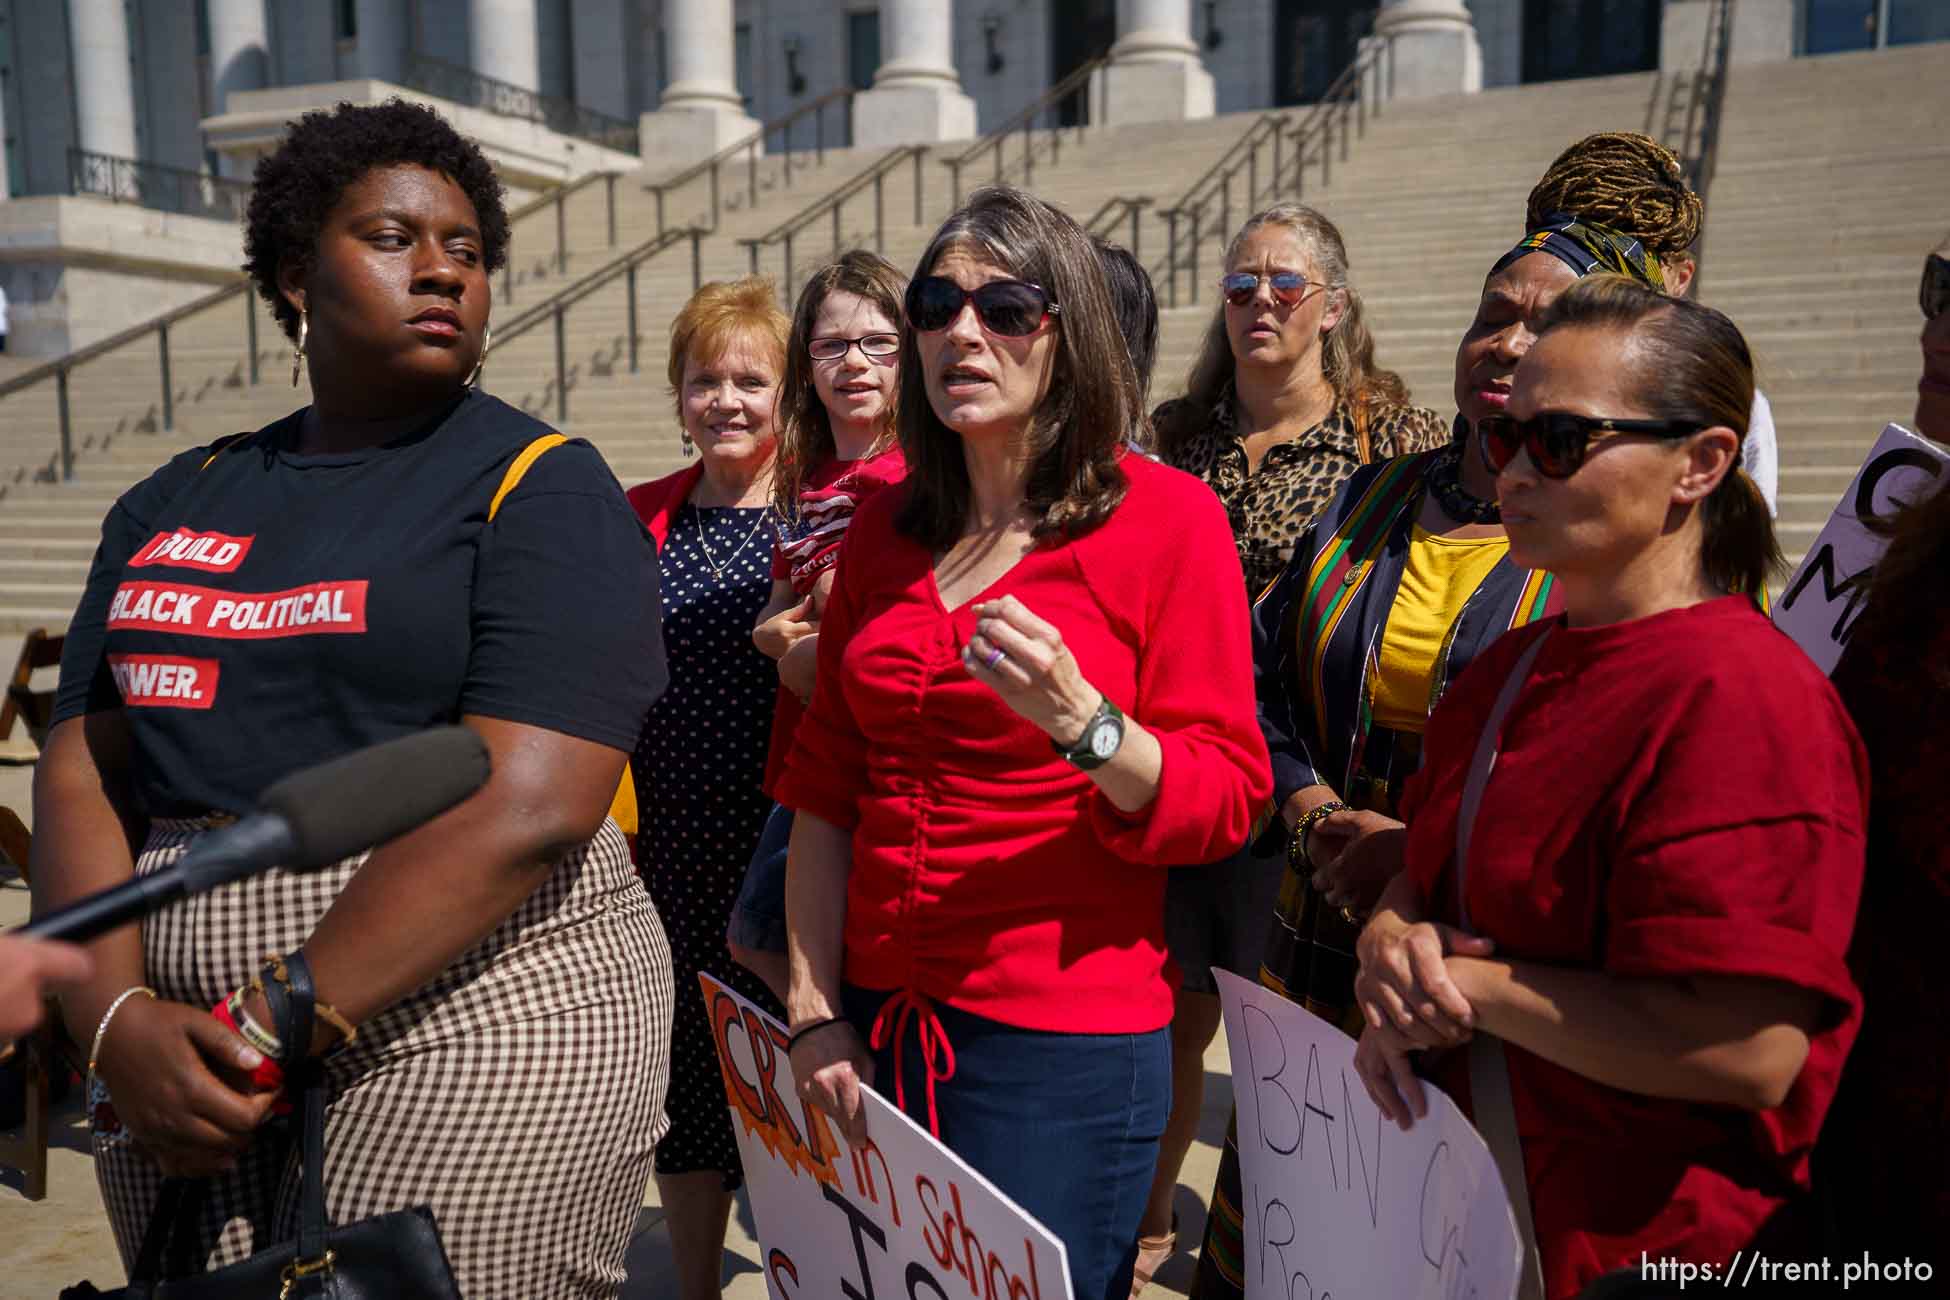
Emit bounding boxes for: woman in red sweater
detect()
[1353,277,1867,1298]
[778,185,1270,1300]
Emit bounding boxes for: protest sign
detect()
[698,973,1074,1300]
[1214,969,1521,1300]
[1774,423,1948,674]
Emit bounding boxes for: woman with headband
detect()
[1189,203,1685,1300]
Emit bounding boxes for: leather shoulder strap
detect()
[1455,628,1551,1300]
[488,433,570,521]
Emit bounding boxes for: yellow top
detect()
[1369,524,1511,734]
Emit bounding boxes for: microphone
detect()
[22,726,491,945]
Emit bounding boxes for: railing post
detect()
[57,368,74,481]
[992,138,1003,185]
[816,101,826,164]
[1340,98,1351,162]
[626,262,640,373]
[1023,118,1034,187]
[912,149,924,224]
[1189,207,1201,305]
[655,187,666,236]
[710,163,721,230]
[1164,209,1180,308]
[555,188,568,272]
[874,171,886,253]
[784,234,795,296]
[245,291,259,386]
[1128,203,1140,262]
[159,324,174,431]
[691,228,704,291]
[1273,126,1285,195]
[783,119,794,187]
[1248,144,1258,209]
[1322,117,1333,188]
[831,199,842,255]
[745,240,759,276]
[553,304,568,424]
[748,140,759,210]
[1218,175,1231,255]
[606,173,618,247]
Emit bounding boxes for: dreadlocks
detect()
[1525,131,1704,258]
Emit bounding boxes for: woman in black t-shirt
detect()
[33,103,671,1299]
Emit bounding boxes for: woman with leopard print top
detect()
[1151,203,1447,598]
[1130,203,1442,1293]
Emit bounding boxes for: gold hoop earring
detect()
[467,324,492,387]
[291,310,308,388]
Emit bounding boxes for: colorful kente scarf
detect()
[1491,210,1666,291]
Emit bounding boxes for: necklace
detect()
[1426,425,1500,524]
[692,503,770,583]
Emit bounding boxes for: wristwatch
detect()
[1053,694,1126,770]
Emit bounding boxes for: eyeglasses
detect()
[906,276,1059,336]
[809,333,900,360]
[1476,411,1705,480]
[1922,253,1950,321]
[1220,271,1328,307]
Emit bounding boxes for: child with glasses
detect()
[728,251,910,1002]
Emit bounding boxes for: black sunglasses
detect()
[1476,411,1705,480]
[1923,253,1950,321]
[906,276,1059,337]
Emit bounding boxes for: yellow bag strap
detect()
[489,433,570,521]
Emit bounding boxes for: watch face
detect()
[1088,720,1120,760]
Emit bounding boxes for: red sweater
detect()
[1402,597,1867,1298]
[777,454,1271,1034]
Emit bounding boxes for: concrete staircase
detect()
[2,42,1946,633]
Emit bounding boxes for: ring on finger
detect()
[983,645,1007,671]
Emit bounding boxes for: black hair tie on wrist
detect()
[787,1017,850,1052]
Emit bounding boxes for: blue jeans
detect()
[727,803,792,953]
[842,984,1171,1300]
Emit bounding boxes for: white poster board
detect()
[1215,969,1522,1300]
[1773,423,1948,675]
[698,973,1075,1300]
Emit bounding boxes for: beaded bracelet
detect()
[1290,800,1350,872]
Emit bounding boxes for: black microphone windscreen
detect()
[258,727,492,869]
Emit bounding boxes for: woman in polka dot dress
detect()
[624,277,789,1300]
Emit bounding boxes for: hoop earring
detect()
[467,324,492,388]
[291,310,308,388]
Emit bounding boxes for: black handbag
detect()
[62,953,460,1299]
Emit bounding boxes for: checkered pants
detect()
[94,817,672,1299]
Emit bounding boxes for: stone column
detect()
[469,0,541,90]
[853,0,978,148]
[1097,0,1214,125]
[1371,0,1482,100]
[67,0,139,159]
[204,0,269,178]
[639,0,760,168]
[355,0,410,84]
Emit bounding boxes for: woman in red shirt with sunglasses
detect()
[1354,277,1867,1298]
[777,186,1269,1300]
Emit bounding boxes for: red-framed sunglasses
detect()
[1476,411,1705,480]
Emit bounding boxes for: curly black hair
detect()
[243,99,509,341]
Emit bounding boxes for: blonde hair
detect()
[774,250,906,516]
[666,276,790,424]
[1155,203,1408,460]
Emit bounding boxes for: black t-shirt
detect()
[54,390,666,817]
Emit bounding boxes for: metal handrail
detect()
[737,146,931,299]
[404,52,638,152]
[67,148,252,222]
[646,87,857,237]
[1154,34,1393,307]
[943,52,1110,205]
[1684,0,1736,288]
[497,168,636,302]
[487,222,710,424]
[1084,195,1154,262]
